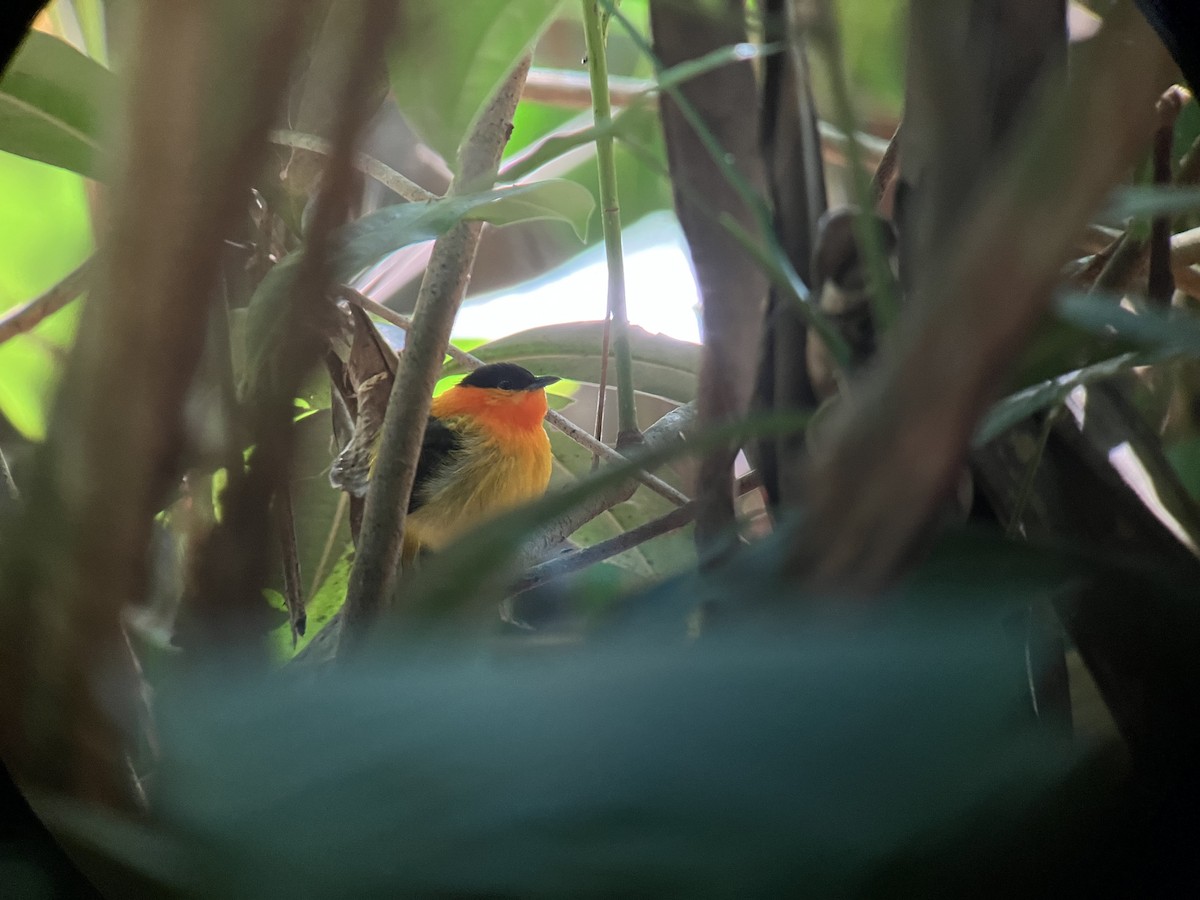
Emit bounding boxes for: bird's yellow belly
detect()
[407,426,552,552]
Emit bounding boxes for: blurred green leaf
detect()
[389,0,566,163]
[1055,292,1200,356]
[445,322,700,403]
[0,31,114,178]
[1103,185,1200,221]
[0,152,92,439]
[57,614,1109,897]
[977,352,1145,446]
[0,339,57,441]
[1166,436,1200,502]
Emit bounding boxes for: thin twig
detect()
[583,0,638,441]
[0,257,93,347]
[592,312,613,467]
[308,490,348,599]
[340,288,690,506]
[275,481,306,643]
[1005,406,1062,539]
[0,446,18,507]
[513,470,757,593]
[338,58,533,651]
[524,67,649,108]
[268,129,440,202]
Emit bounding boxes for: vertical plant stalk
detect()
[583,0,638,442]
[1149,86,1188,307]
[807,0,900,331]
[650,0,769,553]
[339,58,532,650]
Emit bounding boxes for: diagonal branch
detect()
[338,58,533,652]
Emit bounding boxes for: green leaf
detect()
[1102,185,1200,221]
[389,0,566,163]
[65,616,1103,897]
[244,182,594,390]
[976,352,1145,446]
[445,322,701,403]
[0,338,56,441]
[1055,292,1200,357]
[0,31,114,178]
[270,544,353,662]
[0,151,92,438]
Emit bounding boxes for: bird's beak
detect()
[527,375,560,390]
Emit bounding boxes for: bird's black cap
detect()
[459,362,560,391]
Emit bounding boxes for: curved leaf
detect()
[444,322,701,403]
[244,181,594,390]
[0,31,114,178]
[389,0,565,164]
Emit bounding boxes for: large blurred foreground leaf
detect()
[44,613,1130,897]
[0,31,113,178]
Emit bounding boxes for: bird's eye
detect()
[498,380,513,390]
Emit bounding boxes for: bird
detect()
[330,361,560,561]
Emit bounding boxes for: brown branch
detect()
[0,257,92,347]
[338,58,533,651]
[524,67,650,109]
[651,0,768,556]
[1149,86,1190,306]
[340,288,691,505]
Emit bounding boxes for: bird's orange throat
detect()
[431,385,549,435]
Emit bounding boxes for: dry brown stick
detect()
[1078,225,1200,298]
[1149,86,1191,306]
[340,288,690,506]
[338,59,533,651]
[785,5,1173,594]
[524,67,650,109]
[0,257,92,347]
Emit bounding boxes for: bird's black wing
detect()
[408,416,461,514]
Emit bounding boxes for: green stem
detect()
[583,0,638,438]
